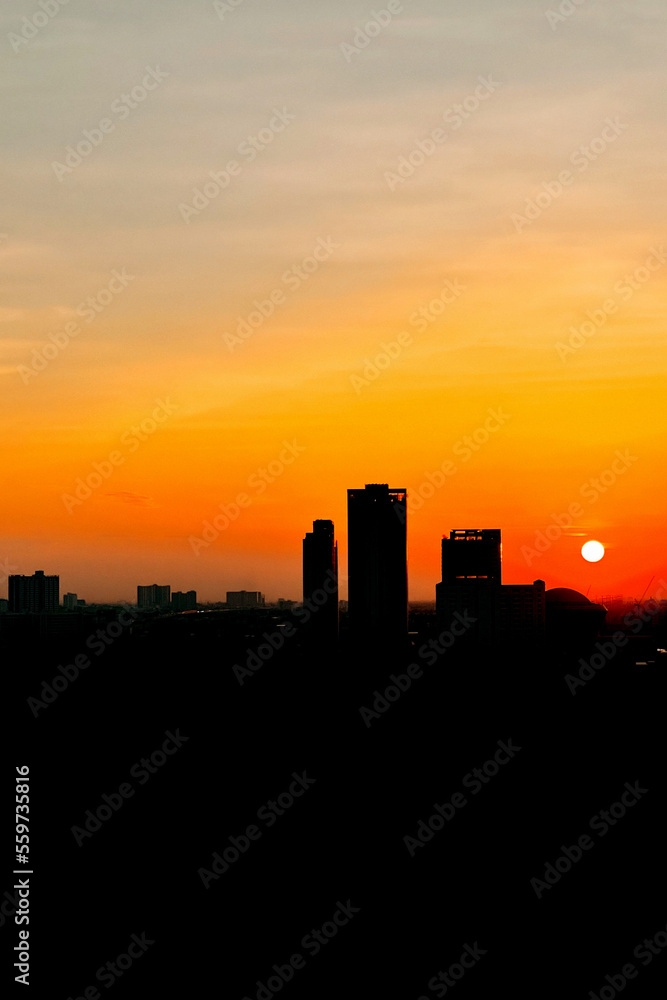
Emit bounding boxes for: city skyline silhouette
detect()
[3,490,663,608]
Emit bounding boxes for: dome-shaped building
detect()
[545,588,607,646]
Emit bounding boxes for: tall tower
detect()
[441,529,502,585]
[302,519,338,639]
[436,530,501,642]
[347,484,407,642]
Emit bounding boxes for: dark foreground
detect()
[8,612,667,998]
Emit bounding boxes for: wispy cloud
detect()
[105,492,160,508]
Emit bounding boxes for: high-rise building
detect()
[137,584,171,609]
[498,581,546,642]
[436,529,545,643]
[441,529,502,585]
[347,484,407,642]
[8,570,59,613]
[303,519,338,639]
[436,579,498,643]
[172,590,197,611]
[226,591,265,609]
[63,592,78,610]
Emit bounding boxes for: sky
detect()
[1,0,666,603]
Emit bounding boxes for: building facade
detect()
[436,530,545,643]
[441,529,502,584]
[172,591,197,611]
[347,484,407,642]
[8,570,59,613]
[303,519,338,639]
[137,584,171,609]
[226,591,265,609]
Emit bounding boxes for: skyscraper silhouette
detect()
[172,590,197,611]
[137,584,171,609]
[436,529,545,643]
[436,529,502,641]
[347,484,407,643]
[441,528,502,584]
[9,570,59,612]
[302,519,338,639]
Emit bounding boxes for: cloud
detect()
[105,492,160,508]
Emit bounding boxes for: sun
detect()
[582,540,605,562]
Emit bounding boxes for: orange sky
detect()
[1,2,666,603]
